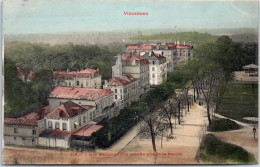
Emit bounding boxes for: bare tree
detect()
[171,93,186,124]
[198,69,224,125]
[160,98,178,134]
[139,108,166,153]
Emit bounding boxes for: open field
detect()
[217,83,258,123]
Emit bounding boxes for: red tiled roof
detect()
[126,44,156,50]
[108,77,131,86]
[73,124,103,137]
[53,68,100,80]
[39,129,72,139]
[4,106,49,126]
[48,101,93,119]
[153,52,165,60]
[165,43,177,50]
[122,53,150,65]
[124,73,134,78]
[16,68,28,76]
[49,87,113,100]
[176,44,192,49]
[27,71,38,80]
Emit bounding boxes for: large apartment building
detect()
[103,76,141,108]
[112,53,150,94]
[126,42,193,73]
[52,68,102,88]
[144,51,168,86]
[48,87,117,119]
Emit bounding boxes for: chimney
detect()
[184,41,186,45]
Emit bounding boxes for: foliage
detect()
[4,59,37,117]
[5,41,123,80]
[199,134,257,164]
[208,118,240,132]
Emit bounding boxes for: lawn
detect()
[217,83,258,123]
[199,134,257,164]
[208,118,240,132]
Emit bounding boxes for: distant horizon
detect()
[4,27,258,36]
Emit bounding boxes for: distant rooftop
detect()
[49,87,113,101]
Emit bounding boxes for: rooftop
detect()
[126,44,156,50]
[73,124,103,137]
[49,87,113,100]
[108,77,131,86]
[4,106,49,126]
[48,101,93,119]
[122,53,150,65]
[53,68,100,80]
[152,52,165,60]
[39,129,72,139]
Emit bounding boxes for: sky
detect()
[3,0,259,34]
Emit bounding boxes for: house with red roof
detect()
[52,68,102,88]
[38,101,101,148]
[144,51,168,86]
[48,86,115,119]
[103,76,141,108]
[112,53,150,95]
[4,106,49,147]
[126,42,193,73]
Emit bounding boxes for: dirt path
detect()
[212,113,258,161]
[2,103,209,165]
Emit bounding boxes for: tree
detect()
[31,69,53,105]
[139,106,165,153]
[198,69,224,125]
[160,99,176,134]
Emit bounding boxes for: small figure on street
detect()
[253,125,256,139]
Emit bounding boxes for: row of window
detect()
[13,128,36,135]
[13,137,35,143]
[48,122,67,130]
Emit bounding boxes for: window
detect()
[14,137,16,140]
[115,95,117,99]
[115,89,117,93]
[32,130,36,135]
[120,89,122,93]
[55,122,60,129]
[81,84,83,88]
[83,116,86,123]
[77,81,79,86]
[69,82,71,86]
[32,139,35,143]
[93,111,96,118]
[62,123,67,130]
[152,67,155,71]
[74,123,77,129]
[78,117,81,126]
[152,61,155,64]
[86,82,89,87]
[22,138,25,141]
[14,128,17,134]
[90,112,93,120]
[48,121,52,128]
[152,74,155,78]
